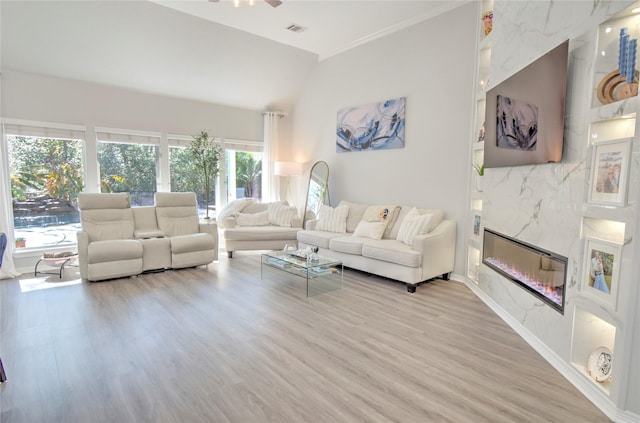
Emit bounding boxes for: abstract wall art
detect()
[336,97,405,153]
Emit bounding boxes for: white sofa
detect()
[77,192,218,281]
[296,201,456,292]
[222,201,301,258]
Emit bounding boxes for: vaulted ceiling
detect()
[1,1,468,111]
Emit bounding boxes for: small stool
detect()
[34,253,78,278]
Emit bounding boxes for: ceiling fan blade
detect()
[264,0,282,7]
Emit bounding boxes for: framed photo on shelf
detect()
[588,138,631,207]
[581,238,622,310]
[471,212,481,240]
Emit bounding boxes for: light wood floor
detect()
[0,252,610,422]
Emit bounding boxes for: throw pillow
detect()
[396,207,433,246]
[217,198,256,228]
[268,202,298,227]
[353,221,386,240]
[316,205,349,233]
[235,210,270,227]
[361,205,399,226]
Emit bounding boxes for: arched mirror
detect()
[302,161,329,228]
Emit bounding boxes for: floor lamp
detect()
[274,161,302,205]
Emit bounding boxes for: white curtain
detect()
[0,124,19,279]
[262,112,281,203]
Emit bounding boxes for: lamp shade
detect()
[274,161,302,176]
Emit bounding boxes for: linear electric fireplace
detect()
[482,229,567,314]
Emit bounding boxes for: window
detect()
[168,135,220,217]
[97,130,160,207]
[5,124,85,250]
[225,140,263,203]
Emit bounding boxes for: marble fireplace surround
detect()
[482,228,567,315]
[471,1,640,420]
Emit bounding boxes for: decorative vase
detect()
[476,175,483,192]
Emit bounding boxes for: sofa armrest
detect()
[199,221,219,261]
[76,230,89,279]
[305,219,319,230]
[412,219,457,280]
[199,221,218,235]
[224,217,237,229]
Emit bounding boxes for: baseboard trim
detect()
[461,279,637,422]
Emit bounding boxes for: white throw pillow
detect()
[235,210,270,227]
[361,205,399,226]
[316,205,349,233]
[268,202,298,227]
[396,207,433,246]
[217,198,255,228]
[353,221,386,240]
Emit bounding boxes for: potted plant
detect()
[15,237,26,248]
[189,130,223,219]
[473,164,484,192]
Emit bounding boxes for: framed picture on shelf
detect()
[581,238,622,310]
[588,138,631,207]
[472,212,481,240]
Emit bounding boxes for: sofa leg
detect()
[407,284,417,293]
[227,251,233,258]
[442,272,451,281]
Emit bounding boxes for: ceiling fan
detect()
[208,0,283,7]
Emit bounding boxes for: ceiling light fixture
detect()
[234,0,255,7]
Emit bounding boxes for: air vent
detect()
[286,23,306,33]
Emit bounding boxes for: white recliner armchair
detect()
[77,192,144,281]
[154,192,218,268]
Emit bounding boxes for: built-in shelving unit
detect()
[569,4,640,405]
[465,2,640,417]
[466,0,493,284]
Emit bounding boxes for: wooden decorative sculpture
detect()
[597,27,638,105]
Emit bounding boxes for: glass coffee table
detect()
[261,251,343,297]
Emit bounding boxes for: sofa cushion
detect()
[87,239,143,264]
[78,192,130,210]
[268,202,298,227]
[156,207,200,237]
[330,236,365,255]
[236,210,270,226]
[396,207,433,246]
[361,205,399,226]
[297,230,345,249]
[338,201,369,233]
[316,204,349,233]
[217,198,256,228]
[81,209,136,242]
[170,233,215,255]
[241,201,270,214]
[353,221,386,240]
[361,240,422,268]
[224,226,299,241]
[390,207,443,239]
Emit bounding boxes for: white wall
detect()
[0,0,317,111]
[1,70,263,141]
[290,3,478,276]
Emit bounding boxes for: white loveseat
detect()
[297,201,456,292]
[222,200,301,258]
[77,192,218,281]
